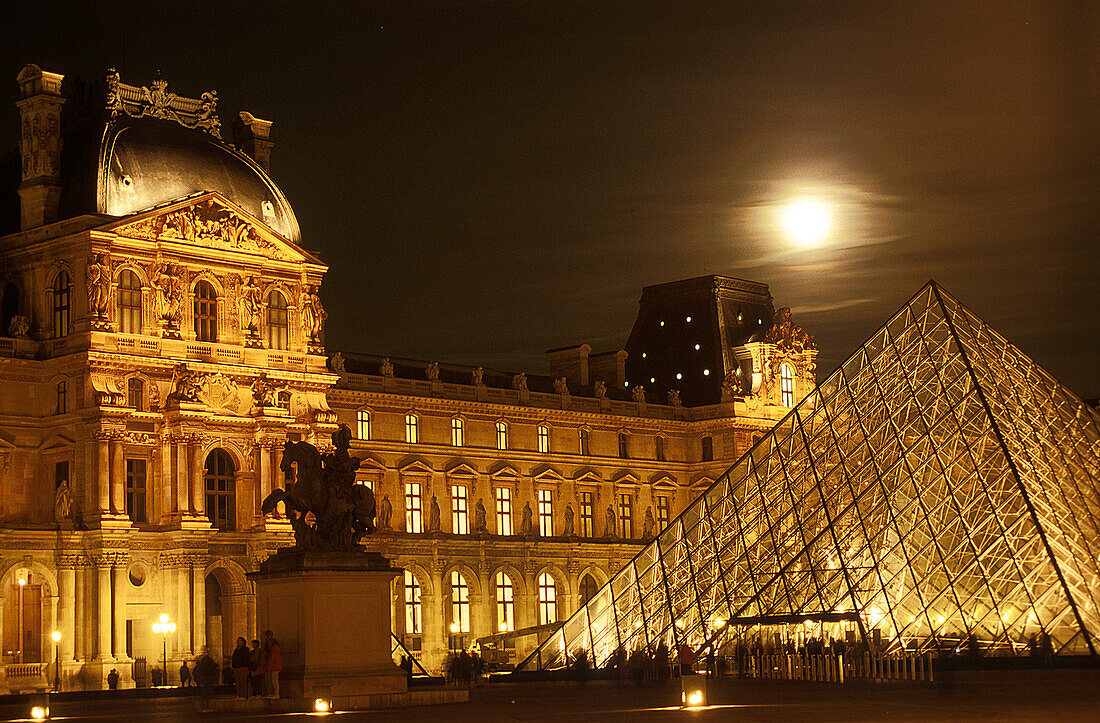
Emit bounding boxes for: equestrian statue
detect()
[262,424,377,551]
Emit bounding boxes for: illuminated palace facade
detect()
[0,65,815,688]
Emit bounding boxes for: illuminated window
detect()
[204,449,235,531]
[117,270,142,334]
[619,493,633,538]
[450,571,470,633]
[655,435,665,461]
[356,409,371,440]
[451,485,468,534]
[701,436,713,462]
[405,482,423,533]
[656,495,671,528]
[266,291,289,350]
[495,571,514,632]
[579,428,590,455]
[404,571,422,634]
[52,272,70,338]
[781,363,795,407]
[451,418,465,447]
[125,458,147,523]
[193,281,217,342]
[128,378,144,411]
[580,491,594,537]
[537,572,557,625]
[495,421,508,450]
[618,432,629,458]
[537,424,550,453]
[405,413,419,443]
[538,489,553,537]
[495,487,512,536]
[56,381,66,415]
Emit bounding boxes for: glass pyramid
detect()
[521,283,1100,670]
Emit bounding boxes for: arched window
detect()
[204,449,235,531]
[55,380,66,415]
[117,270,142,334]
[451,418,464,447]
[579,574,599,604]
[1,282,18,335]
[495,421,508,450]
[127,378,144,411]
[537,572,557,625]
[780,364,794,407]
[537,424,550,453]
[495,571,515,632]
[404,570,422,635]
[53,272,70,338]
[265,291,288,350]
[405,413,419,444]
[356,410,371,440]
[194,281,218,342]
[450,571,470,633]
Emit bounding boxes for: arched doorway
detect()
[2,570,43,663]
[579,574,599,605]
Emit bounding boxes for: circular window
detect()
[128,566,146,587]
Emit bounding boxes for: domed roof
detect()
[95,117,300,242]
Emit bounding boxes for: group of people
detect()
[175,630,282,707]
[443,650,486,686]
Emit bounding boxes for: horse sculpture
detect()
[261,424,376,551]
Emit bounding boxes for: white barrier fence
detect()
[744,651,934,683]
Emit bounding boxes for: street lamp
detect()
[151,614,176,686]
[449,622,460,657]
[51,631,61,691]
[17,575,26,664]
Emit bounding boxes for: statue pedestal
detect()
[249,549,406,706]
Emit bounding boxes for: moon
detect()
[781,197,832,248]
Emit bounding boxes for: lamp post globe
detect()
[51,631,61,691]
[152,614,176,686]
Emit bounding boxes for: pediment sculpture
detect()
[114,199,289,259]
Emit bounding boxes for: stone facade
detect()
[0,65,816,688]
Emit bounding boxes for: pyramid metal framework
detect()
[521,283,1100,670]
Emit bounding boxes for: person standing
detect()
[231,637,251,699]
[193,648,219,713]
[262,630,282,699]
[179,660,192,687]
[249,639,264,697]
[106,668,120,690]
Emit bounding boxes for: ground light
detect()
[313,697,331,714]
[680,675,707,708]
[29,706,49,720]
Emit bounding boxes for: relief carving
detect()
[106,69,221,138]
[763,307,816,352]
[299,284,326,347]
[116,199,287,258]
[86,253,112,327]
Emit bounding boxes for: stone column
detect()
[176,564,192,656]
[189,441,204,516]
[73,564,85,661]
[159,437,174,521]
[256,442,271,523]
[110,437,125,515]
[112,561,129,660]
[58,564,76,661]
[175,439,190,515]
[191,561,206,652]
[95,563,112,661]
[96,434,111,514]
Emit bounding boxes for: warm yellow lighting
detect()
[781,197,832,248]
[449,622,459,634]
[674,619,684,629]
[712,618,725,628]
[682,689,704,707]
[51,631,61,643]
[313,698,330,713]
[499,622,508,632]
[159,613,169,624]
[30,705,49,720]
[17,577,26,587]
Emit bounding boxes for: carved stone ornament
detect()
[168,363,203,403]
[106,68,221,138]
[21,111,60,179]
[631,385,646,404]
[86,253,112,325]
[150,262,184,335]
[593,380,607,399]
[115,199,288,258]
[330,352,346,373]
[425,361,440,381]
[667,389,681,406]
[299,284,327,345]
[7,315,29,338]
[251,372,285,408]
[512,372,527,391]
[763,307,816,352]
[379,358,394,377]
[553,377,569,395]
[471,366,484,385]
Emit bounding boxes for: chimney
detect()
[16,64,65,230]
[232,111,274,171]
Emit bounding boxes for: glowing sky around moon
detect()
[781,197,833,248]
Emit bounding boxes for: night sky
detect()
[4,2,1098,396]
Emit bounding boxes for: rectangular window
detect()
[450,571,470,634]
[56,381,66,415]
[619,493,633,538]
[125,458,147,523]
[404,571,422,635]
[496,421,507,450]
[701,436,713,462]
[128,378,144,411]
[451,418,465,447]
[655,435,665,462]
[53,278,70,338]
[579,429,590,456]
[405,482,422,533]
[495,487,512,536]
[580,491,594,538]
[451,484,468,535]
[656,495,670,529]
[356,410,371,440]
[618,432,629,458]
[537,425,550,453]
[781,364,795,407]
[405,414,419,444]
[537,489,553,537]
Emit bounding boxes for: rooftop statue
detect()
[262,424,377,551]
